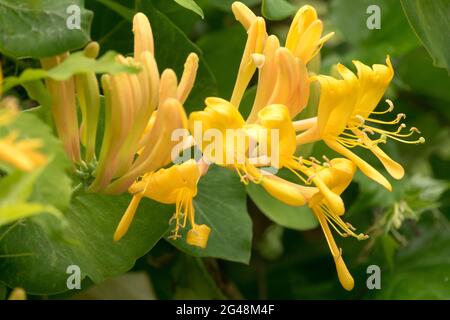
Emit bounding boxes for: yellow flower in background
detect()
[0,65,47,172]
[7,287,27,300]
[114,159,210,248]
[296,57,425,191]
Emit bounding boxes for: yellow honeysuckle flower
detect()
[190,101,347,215]
[114,159,211,248]
[89,12,198,195]
[247,104,347,215]
[231,2,332,119]
[296,57,424,191]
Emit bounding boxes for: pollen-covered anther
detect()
[355,115,365,125]
[385,99,395,112]
[309,156,321,164]
[362,127,375,135]
[346,222,356,231]
[306,173,316,184]
[357,233,370,240]
[410,127,421,134]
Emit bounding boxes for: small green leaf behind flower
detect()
[262,0,296,21]
[2,51,140,93]
[173,0,204,19]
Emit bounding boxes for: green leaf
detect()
[401,0,450,71]
[3,51,139,92]
[0,193,173,294]
[262,0,296,21]
[247,183,318,231]
[372,232,450,299]
[174,0,204,19]
[0,0,93,58]
[0,203,62,227]
[168,166,252,264]
[0,170,62,227]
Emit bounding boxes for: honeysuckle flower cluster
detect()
[8,2,425,291]
[188,2,423,290]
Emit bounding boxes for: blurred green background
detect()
[1,0,449,300]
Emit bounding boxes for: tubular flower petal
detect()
[75,42,101,162]
[41,53,81,163]
[230,17,267,107]
[231,1,258,30]
[114,160,210,248]
[88,12,198,194]
[104,98,188,194]
[296,57,424,190]
[230,3,316,120]
[285,5,334,63]
[177,53,199,104]
[133,12,154,58]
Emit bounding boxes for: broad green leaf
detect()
[0,203,61,227]
[174,0,204,19]
[0,0,93,58]
[0,170,62,227]
[247,183,318,231]
[168,166,252,264]
[371,232,450,299]
[0,193,173,294]
[209,0,262,11]
[262,0,296,21]
[401,0,450,71]
[0,171,40,205]
[3,51,139,92]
